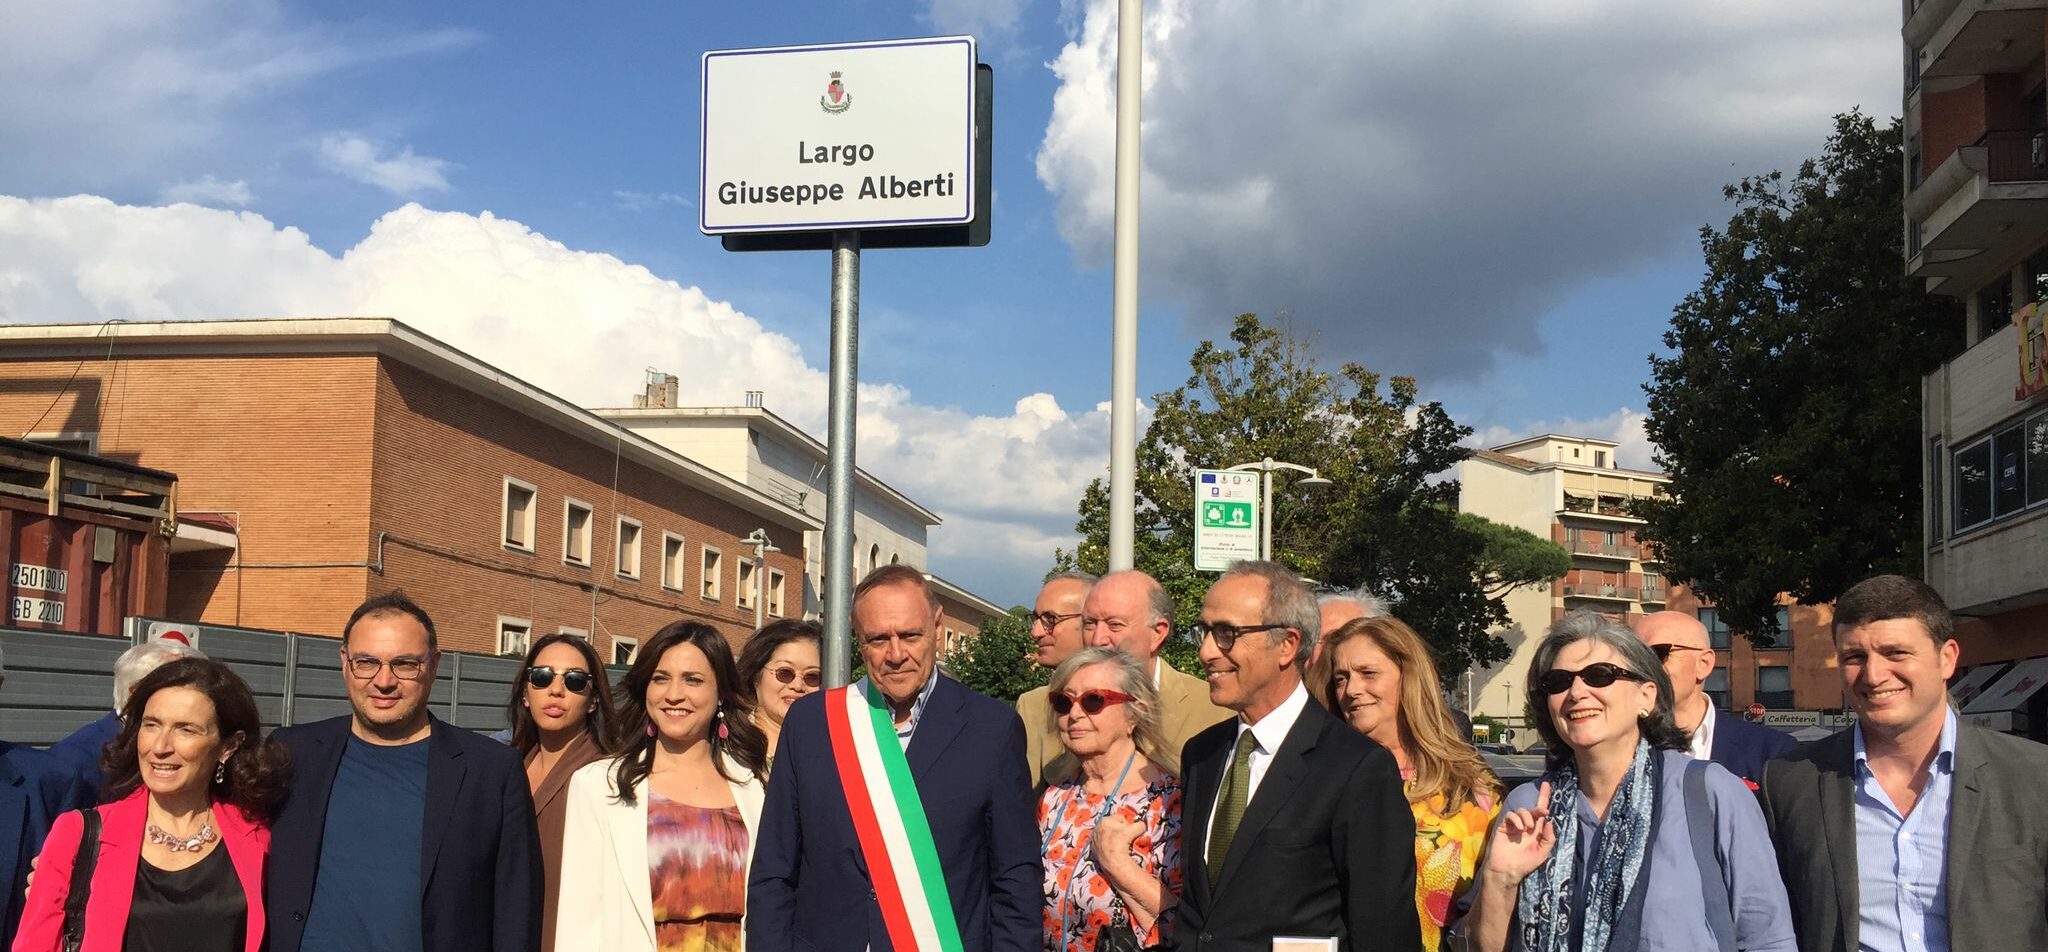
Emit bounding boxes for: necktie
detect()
[1207,729,1257,890]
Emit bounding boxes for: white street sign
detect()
[701,36,977,234]
[1193,469,1261,572]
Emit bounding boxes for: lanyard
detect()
[1041,750,1138,952]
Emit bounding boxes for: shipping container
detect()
[0,438,173,637]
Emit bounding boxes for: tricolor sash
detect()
[824,682,964,952]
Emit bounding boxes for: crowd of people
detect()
[0,561,2038,952]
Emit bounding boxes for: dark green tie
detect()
[1206,729,1258,889]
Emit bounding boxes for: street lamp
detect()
[742,528,781,629]
[1223,457,1333,561]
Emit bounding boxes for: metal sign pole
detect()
[822,230,861,688]
[1106,0,1143,571]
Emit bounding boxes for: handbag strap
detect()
[1681,759,1736,952]
[62,807,101,949]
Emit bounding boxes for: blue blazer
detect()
[1710,713,1798,786]
[46,712,120,800]
[264,715,543,952]
[747,676,1039,952]
[0,741,84,948]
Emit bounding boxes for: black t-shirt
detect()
[123,844,245,952]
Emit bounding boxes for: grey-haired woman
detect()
[1454,611,1795,952]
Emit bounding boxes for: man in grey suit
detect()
[1759,574,2048,952]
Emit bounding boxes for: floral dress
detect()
[1411,791,1499,952]
[647,793,750,952]
[1037,773,1183,952]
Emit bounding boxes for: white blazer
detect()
[553,753,766,952]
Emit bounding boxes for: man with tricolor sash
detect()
[748,564,1040,952]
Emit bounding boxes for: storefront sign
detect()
[2017,301,2047,399]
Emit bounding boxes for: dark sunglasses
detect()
[1191,621,1290,652]
[1049,689,1135,716]
[526,666,593,694]
[769,665,822,689]
[1537,662,1647,695]
[1649,643,1706,662]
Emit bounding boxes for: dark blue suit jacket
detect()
[747,676,1039,952]
[264,715,542,952]
[46,712,120,801]
[1709,711,1797,786]
[0,742,84,948]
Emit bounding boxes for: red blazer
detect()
[11,789,268,952]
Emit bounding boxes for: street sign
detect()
[1193,469,1260,572]
[1747,701,1767,721]
[701,36,977,235]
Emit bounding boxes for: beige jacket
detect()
[1019,661,1233,786]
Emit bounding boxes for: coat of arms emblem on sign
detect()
[821,71,851,114]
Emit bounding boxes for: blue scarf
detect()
[1515,739,1658,952]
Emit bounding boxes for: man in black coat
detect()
[1175,562,1421,952]
[265,592,541,952]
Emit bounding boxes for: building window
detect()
[562,498,593,566]
[1756,667,1794,711]
[868,544,881,577]
[1704,669,1729,711]
[702,547,723,601]
[1594,450,1607,468]
[768,569,786,618]
[1929,437,1945,541]
[1955,438,1993,530]
[1751,607,1793,648]
[2031,415,2048,509]
[2026,247,2048,304]
[1951,408,2048,536]
[737,559,757,610]
[559,626,589,640]
[1993,423,2028,519]
[661,533,686,592]
[503,478,537,552]
[497,617,533,658]
[616,517,642,579]
[1698,607,1731,650]
[612,636,639,666]
[1978,278,2014,343]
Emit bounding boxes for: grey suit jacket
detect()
[1758,720,2048,952]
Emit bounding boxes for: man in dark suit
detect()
[1760,575,2048,952]
[1634,610,1793,786]
[1176,561,1420,952]
[266,592,542,952]
[0,644,84,949]
[749,564,1038,952]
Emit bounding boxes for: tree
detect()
[940,607,1046,704]
[1056,314,1512,680]
[1639,111,1963,636]
[1457,512,1571,597]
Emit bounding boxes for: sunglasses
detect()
[1537,662,1647,695]
[1649,643,1706,662]
[1191,621,1290,652]
[769,665,822,689]
[526,666,593,694]
[1027,611,1082,630]
[1049,689,1135,716]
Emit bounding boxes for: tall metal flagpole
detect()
[1107,0,1143,571]
[823,230,861,688]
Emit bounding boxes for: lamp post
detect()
[742,528,781,630]
[1223,457,1332,561]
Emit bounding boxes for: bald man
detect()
[1634,610,1794,787]
[1079,570,1230,769]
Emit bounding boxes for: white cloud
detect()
[159,175,254,207]
[0,195,1097,603]
[318,135,454,195]
[1469,407,1657,472]
[1036,0,1897,381]
[612,190,691,212]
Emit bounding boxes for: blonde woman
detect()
[1310,616,1501,952]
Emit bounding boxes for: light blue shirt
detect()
[1852,708,1958,952]
[857,666,939,749]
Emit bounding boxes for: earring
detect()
[645,721,656,737]
[214,762,226,785]
[1639,708,1651,719]
[715,706,729,740]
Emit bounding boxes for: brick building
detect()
[0,319,815,662]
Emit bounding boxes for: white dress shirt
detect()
[1209,681,1312,832]
[1686,699,1718,761]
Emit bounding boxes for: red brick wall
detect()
[1921,75,2030,179]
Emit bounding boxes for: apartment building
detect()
[0,319,814,660]
[1458,435,1839,728]
[1903,0,2048,737]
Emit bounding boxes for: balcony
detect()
[1559,493,1645,523]
[1908,0,2047,82]
[1641,583,1669,605]
[1561,583,1641,602]
[1906,129,2048,294]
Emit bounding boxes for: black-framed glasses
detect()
[769,665,822,689]
[1649,644,1706,662]
[526,666,592,694]
[1027,611,1082,630]
[347,655,431,681]
[1191,621,1290,652]
[1049,689,1135,716]
[1537,662,1647,695]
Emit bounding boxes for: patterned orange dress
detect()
[1036,774,1183,952]
[1410,790,1498,952]
[647,794,750,952]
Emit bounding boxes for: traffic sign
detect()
[1747,701,1766,721]
[1193,469,1260,571]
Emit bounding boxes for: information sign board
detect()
[1193,469,1260,572]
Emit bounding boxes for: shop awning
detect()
[1961,656,2048,732]
[1950,661,2013,710]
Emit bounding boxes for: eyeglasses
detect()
[1649,644,1707,662]
[1191,621,1290,652]
[769,666,822,689]
[1537,662,1648,695]
[347,655,431,681]
[1027,611,1082,630]
[1049,689,1135,716]
[526,666,593,694]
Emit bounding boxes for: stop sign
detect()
[1747,702,1766,720]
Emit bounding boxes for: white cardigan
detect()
[553,753,766,952]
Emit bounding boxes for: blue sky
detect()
[0,1,1900,605]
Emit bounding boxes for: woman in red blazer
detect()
[14,658,290,952]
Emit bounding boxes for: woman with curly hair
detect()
[16,657,291,952]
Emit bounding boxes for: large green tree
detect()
[1056,314,1513,679]
[1639,111,1963,636]
[941,607,1045,704]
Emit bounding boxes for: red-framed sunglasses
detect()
[1049,689,1135,716]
